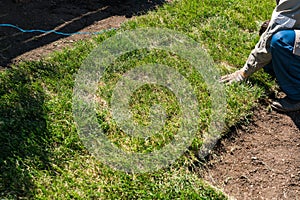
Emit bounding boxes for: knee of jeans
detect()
[271,31,285,48]
[270,30,295,48]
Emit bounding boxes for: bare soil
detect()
[0,0,167,68]
[200,101,300,200]
[1,1,300,199]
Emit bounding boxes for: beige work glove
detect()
[219,69,247,84]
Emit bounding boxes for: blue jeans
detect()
[264,30,300,101]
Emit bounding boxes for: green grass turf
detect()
[0,0,276,199]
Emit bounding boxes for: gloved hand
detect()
[219,69,246,84]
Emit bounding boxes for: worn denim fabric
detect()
[269,30,300,101]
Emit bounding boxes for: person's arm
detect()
[221,0,300,83]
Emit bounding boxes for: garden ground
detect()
[1,0,299,199]
[0,0,169,67]
[201,100,300,199]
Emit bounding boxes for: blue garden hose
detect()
[0,23,116,36]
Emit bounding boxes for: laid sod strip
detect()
[0,0,275,199]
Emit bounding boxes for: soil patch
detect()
[200,102,300,200]
[0,0,168,68]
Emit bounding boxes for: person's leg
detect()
[270,30,300,111]
[263,61,276,78]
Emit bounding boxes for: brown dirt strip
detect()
[200,103,300,200]
[0,0,168,68]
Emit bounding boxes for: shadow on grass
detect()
[0,67,52,198]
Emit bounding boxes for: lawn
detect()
[0,0,275,199]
